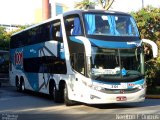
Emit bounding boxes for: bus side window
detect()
[71,53,85,75]
[64,15,83,36]
[49,24,56,40]
[56,30,63,43]
[50,20,63,43]
[71,17,82,36]
[64,21,72,36]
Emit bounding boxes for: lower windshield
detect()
[91,47,143,82]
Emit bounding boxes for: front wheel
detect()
[64,84,75,106]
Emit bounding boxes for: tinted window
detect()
[23,56,67,74]
[10,20,62,49]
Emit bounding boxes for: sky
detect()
[0,0,40,25]
[0,0,159,25]
[110,0,160,12]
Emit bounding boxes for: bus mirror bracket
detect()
[142,39,158,58]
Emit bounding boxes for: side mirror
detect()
[142,39,158,58]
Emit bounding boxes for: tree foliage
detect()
[131,6,160,42]
[75,0,95,9]
[0,25,29,50]
[0,27,10,50]
[75,0,114,10]
[132,6,160,87]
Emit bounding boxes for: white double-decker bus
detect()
[9,10,157,106]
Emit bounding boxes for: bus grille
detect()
[100,88,140,94]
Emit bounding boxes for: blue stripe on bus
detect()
[127,79,144,89]
[69,36,141,49]
[25,73,39,91]
[10,43,44,59]
[93,79,144,88]
[23,43,44,58]
[69,36,83,44]
[89,38,141,48]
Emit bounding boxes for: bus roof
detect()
[63,9,131,17]
[11,10,131,37]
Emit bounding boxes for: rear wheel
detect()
[50,84,61,103]
[16,78,21,92]
[21,80,25,92]
[16,79,25,92]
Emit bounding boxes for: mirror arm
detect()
[142,39,158,58]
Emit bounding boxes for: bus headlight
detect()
[91,85,104,91]
[82,80,103,91]
[138,85,143,89]
[134,82,146,89]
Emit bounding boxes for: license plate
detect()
[103,83,128,89]
[110,84,127,89]
[116,96,127,101]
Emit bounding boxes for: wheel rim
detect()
[64,85,67,100]
[22,82,25,91]
[17,80,20,90]
[53,85,56,100]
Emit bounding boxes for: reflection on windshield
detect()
[84,13,139,37]
[91,47,143,81]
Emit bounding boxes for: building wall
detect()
[34,8,43,23]
[34,0,74,24]
[0,24,19,32]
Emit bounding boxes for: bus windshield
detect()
[90,47,143,81]
[84,13,139,37]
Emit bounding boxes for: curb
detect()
[146,95,160,99]
[0,81,10,87]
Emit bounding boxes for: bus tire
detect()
[64,84,74,106]
[20,80,25,92]
[16,78,21,92]
[50,84,60,103]
[17,80,25,92]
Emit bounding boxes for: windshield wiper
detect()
[126,70,144,78]
[93,75,104,80]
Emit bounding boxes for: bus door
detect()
[70,53,86,95]
[62,14,87,96]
